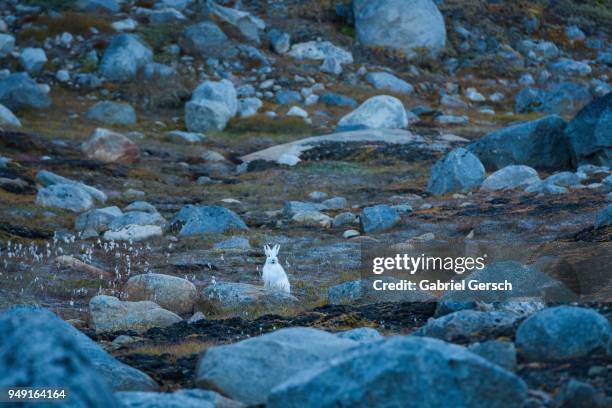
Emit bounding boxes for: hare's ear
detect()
[273,244,280,256]
[263,245,270,256]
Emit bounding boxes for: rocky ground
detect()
[0,0,611,407]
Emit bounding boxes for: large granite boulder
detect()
[0,305,157,394]
[89,295,182,334]
[98,34,153,81]
[169,205,247,237]
[516,306,610,361]
[0,72,51,111]
[126,273,197,315]
[353,0,446,57]
[467,115,571,171]
[268,336,528,408]
[195,327,358,405]
[564,92,611,167]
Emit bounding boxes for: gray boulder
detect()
[336,327,382,343]
[36,170,107,203]
[126,273,197,315]
[337,95,407,131]
[480,165,540,191]
[353,0,446,57]
[185,100,232,132]
[283,201,324,217]
[515,82,591,116]
[36,183,95,212]
[366,72,413,94]
[564,92,611,167]
[436,261,577,314]
[360,204,400,233]
[238,97,262,117]
[0,72,51,111]
[108,211,166,230]
[170,205,247,237]
[594,204,612,229]
[116,389,244,408]
[468,340,517,372]
[192,79,238,117]
[75,206,123,234]
[99,34,153,81]
[288,41,353,64]
[209,1,265,44]
[516,306,609,361]
[143,62,176,79]
[77,0,119,12]
[0,305,156,394]
[427,147,485,195]
[19,47,47,74]
[200,281,297,317]
[268,336,528,408]
[150,8,187,24]
[328,280,362,304]
[268,29,290,54]
[543,171,584,187]
[553,379,605,408]
[275,90,302,105]
[467,115,571,171]
[0,33,15,58]
[82,128,140,164]
[549,58,591,76]
[89,295,182,334]
[213,236,251,250]
[416,310,520,341]
[181,22,231,58]
[0,103,21,127]
[85,101,136,125]
[195,327,358,405]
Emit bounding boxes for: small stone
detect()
[19,47,47,74]
[343,229,360,239]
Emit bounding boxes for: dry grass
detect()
[130,340,214,357]
[19,12,112,43]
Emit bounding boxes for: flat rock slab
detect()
[241,129,424,165]
[200,282,298,318]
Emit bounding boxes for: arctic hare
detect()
[262,244,290,293]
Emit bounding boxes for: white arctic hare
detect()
[262,244,291,294]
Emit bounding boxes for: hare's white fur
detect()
[262,244,290,293]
